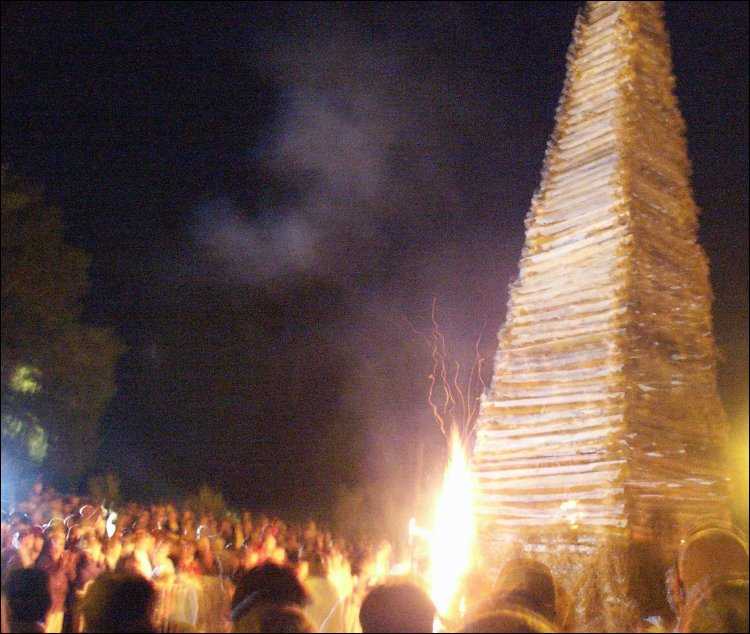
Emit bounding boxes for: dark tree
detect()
[1,167,125,486]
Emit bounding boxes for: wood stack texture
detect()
[473,0,730,574]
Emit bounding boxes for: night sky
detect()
[2,2,748,520]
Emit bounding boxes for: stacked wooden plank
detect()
[473,0,729,563]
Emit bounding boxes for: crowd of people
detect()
[1,482,748,633]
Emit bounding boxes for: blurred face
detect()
[180,542,196,564]
[19,533,36,554]
[197,536,211,555]
[121,537,135,557]
[133,531,151,552]
[263,534,277,554]
[242,549,259,569]
[94,517,106,538]
[297,560,309,581]
[105,538,122,565]
[271,547,286,565]
[155,541,171,560]
[136,512,150,529]
[48,532,65,559]
[84,539,103,562]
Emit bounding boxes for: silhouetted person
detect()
[2,568,51,633]
[304,554,345,632]
[672,527,749,616]
[80,572,157,633]
[359,583,435,633]
[492,558,557,625]
[232,562,310,633]
[258,605,316,633]
[34,531,70,633]
[677,575,748,633]
[459,606,558,633]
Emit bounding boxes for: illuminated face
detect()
[48,533,65,558]
[263,534,277,554]
[240,549,257,569]
[180,543,196,563]
[155,541,171,559]
[19,533,36,553]
[271,547,286,564]
[297,560,309,581]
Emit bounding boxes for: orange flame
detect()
[430,427,475,619]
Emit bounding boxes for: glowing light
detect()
[409,517,431,542]
[1,415,48,462]
[559,499,580,529]
[389,561,411,576]
[327,552,354,599]
[26,424,48,461]
[105,510,118,538]
[430,427,475,619]
[10,365,41,394]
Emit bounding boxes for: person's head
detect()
[13,529,37,558]
[2,568,51,627]
[307,553,327,578]
[256,605,316,633]
[79,536,104,563]
[30,528,45,561]
[81,572,156,633]
[39,530,66,563]
[237,548,258,573]
[153,539,172,561]
[262,533,277,555]
[493,558,557,624]
[67,523,83,545]
[677,528,748,603]
[79,505,100,527]
[459,606,558,633]
[359,583,436,633]
[134,530,155,554]
[677,576,748,633]
[115,553,142,576]
[9,512,32,533]
[296,560,309,583]
[135,511,150,531]
[271,547,287,565]
[104,537,122,570]
[232,563,309,622]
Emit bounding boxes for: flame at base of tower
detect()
[430,427,475,620]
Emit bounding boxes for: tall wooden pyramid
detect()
[473,1,730,621]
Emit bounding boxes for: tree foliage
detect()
[1,167,125,485]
